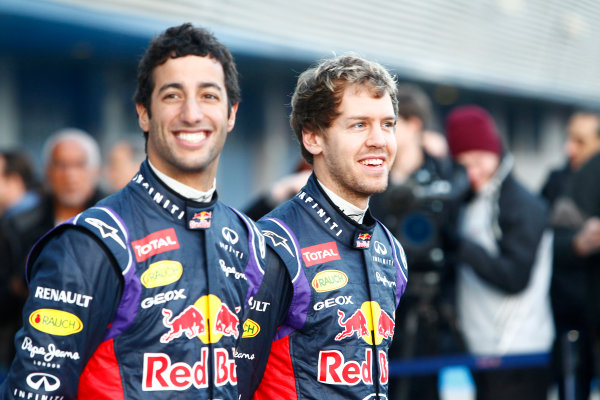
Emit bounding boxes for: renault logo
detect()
[374,241,387,255]
[222,227,239,244]
[26,372,60,392]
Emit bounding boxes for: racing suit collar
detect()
[295,173,377,249]
[148,160,216,203]
[130,161,218,226]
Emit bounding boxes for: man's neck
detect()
[316,179,367,224]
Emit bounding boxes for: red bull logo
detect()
[214,303,239,339]
[335,302,395,345]
[143,348,236,390]
[335,309,369,340]
[355,232,371,249]
[160,295,240,344]
[160,305,205,343]
[189,211,212,229]
[318,348,389,386]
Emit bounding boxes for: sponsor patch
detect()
[140,260,183,288]
[189,211,212,229]
[335,302,395,345]
[317,348,389,386]
[34,286,93,308]
[311,270,348,293]
[242,319,260,338]
[301,241,341,267]
[132,228,180,262]
[141,289,186,309]
[354,232,371,249]
[29,309,83,336]
[26,372,61,392]
[143,349,236,390]
[160,295,240,344]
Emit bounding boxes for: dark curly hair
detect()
[134,23,240,123]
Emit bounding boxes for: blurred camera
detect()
[382,171,464,271]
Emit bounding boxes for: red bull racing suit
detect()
[1,161,266,399]
[237,174,408,400]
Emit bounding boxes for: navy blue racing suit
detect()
[2,161,265,399]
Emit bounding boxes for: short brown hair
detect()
[290,55,398,164]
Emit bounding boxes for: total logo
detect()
[301,241,341,267]
[318,348,389,386]
[335,302,395,345]
[143,348,236,391]
[132,228,180,263]
[160,294,239,344]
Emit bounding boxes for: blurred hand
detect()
[270,170,312,203]
[573,217,600,257]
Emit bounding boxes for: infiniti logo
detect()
[26,372,60,391]
[222,227,239,244]
[374,241,387,255]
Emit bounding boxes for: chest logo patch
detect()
[301,241,341,267]
[242,319,261,338]
[141,260,183,288]
[29,309,83,336]
[311,270,348,292]
[132,228,180,262]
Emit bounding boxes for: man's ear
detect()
[227,103,239,133]
[136,103,150,133]
[302,128,324,157]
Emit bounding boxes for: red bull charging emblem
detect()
[161,294,239,344]
[335,301,394,345]
[189,211,212,229]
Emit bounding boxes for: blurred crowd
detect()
[0,83,599,400]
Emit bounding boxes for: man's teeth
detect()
[177,132,206,143]
[360,159,383,166]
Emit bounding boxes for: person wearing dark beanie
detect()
[444,105,554,400]
[446,105,503,158]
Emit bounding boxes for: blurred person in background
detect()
[370,83,468,400]
[0,129,104,378]
[243,158,312,220]
[0,129,104,300]
[104,137,146,192]
[544,111,600,400]
[0,149,41,375]
[445,105,554,400]
[0,150,40,219]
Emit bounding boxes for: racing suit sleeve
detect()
[1,228,122,400]
[456,196,547,294]
[236,247,292,400]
